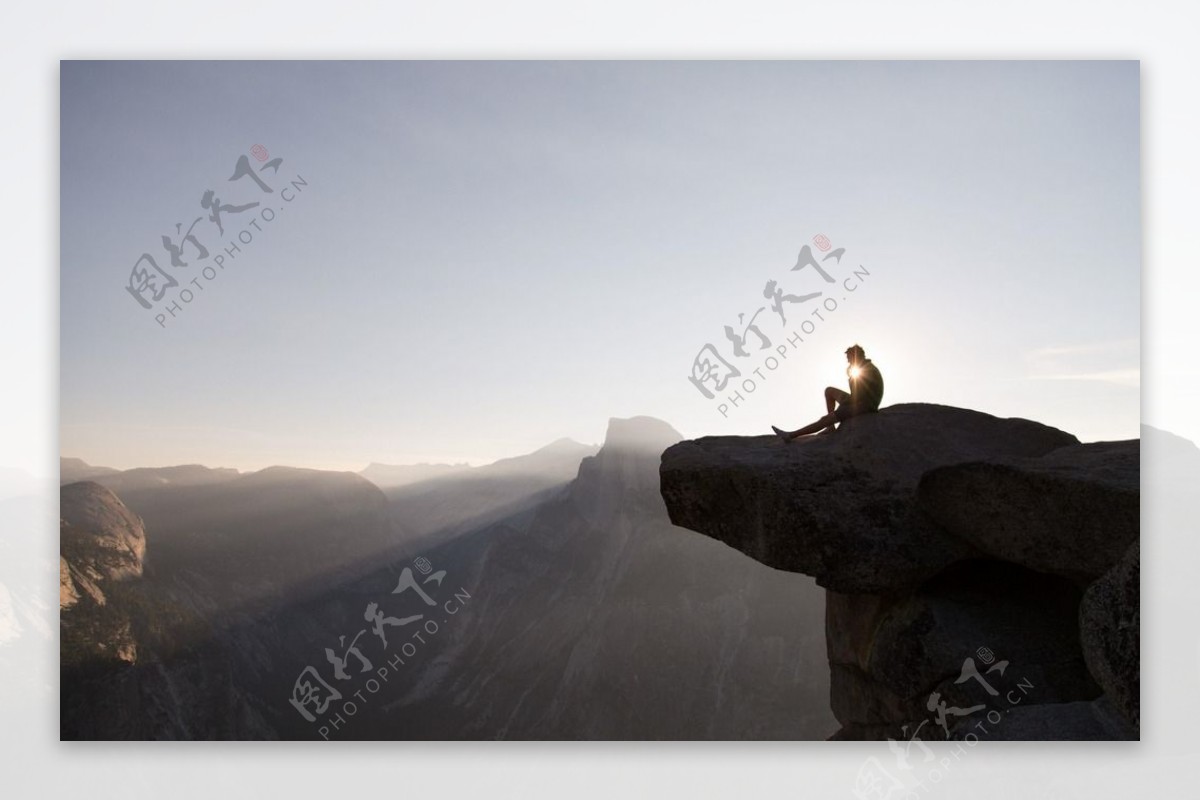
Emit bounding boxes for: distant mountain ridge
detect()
[359,437,597,488]
[359,462,471,489]
[56,439,604,617]
[374,437,600,544]
[366,415,833,739]
[59,417,834,740]
[63,437,599,494]
[61,458,239,490]
[60,457,120,484]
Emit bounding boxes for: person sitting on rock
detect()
[772,344,884,441]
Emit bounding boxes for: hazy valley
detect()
[59,416,834,740]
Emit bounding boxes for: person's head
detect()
[845,344,865,365]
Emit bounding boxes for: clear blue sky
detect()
[61,61,1139,471]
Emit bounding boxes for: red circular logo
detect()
[251,144,269,162]
[813,234,832,252]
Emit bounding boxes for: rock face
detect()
[660,404,1079,594]
[918,441,1139,581]
[60,481,147,665]
[949,696,1133,741]
[1080,542,1140,735]
[660,403,1140,740]
[60,481,147,599]
[59,556,80,609]
[60,467,397,740]
[826,561,1101,740]
[364,415,835,740]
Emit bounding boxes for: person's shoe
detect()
[771,425,793,443]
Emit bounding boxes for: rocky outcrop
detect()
[949,696,1133,741]
[918,441,1139,580]
[1080,541,1140,735]
[60,481,146,598]
[60,481,147,665]
[660,404,1078,594]
[59,556,80,609]
[60,479,147,604]
[660,403,1140,740]
[825,560,1101,740]
[568,416,682,524]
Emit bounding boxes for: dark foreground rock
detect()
[660,403,1140,740]
[918,440,1139,581]
[1080,542,1140,735]
[950,696,1134,741]
[660,404,1078,594]
[826,561,1100,739]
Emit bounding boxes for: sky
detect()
[60,61,1140,472]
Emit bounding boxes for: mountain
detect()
[59,419,834,740]
[359,462,471,489]
[61,457,242,493]
[484,437,597,474]
[60,482,146,663]
[99,466,397,613]
[92,464,241,493]
[59,466,398,740]
[60,481,146,591]
[378,437,599,545]
[363,416,834,739]
[59,457,119,484]
[58,479,270,743]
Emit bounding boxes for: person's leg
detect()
[791,411,840,437]
[773,387,851,441]
[820,388,851,434]
[821,387,851,434]
[825,386,850,415]
[772,410,840,441]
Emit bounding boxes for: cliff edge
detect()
[660,403,1139,740]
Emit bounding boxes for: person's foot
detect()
[771,425,794,443]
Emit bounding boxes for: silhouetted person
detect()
[772,344,884,441]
